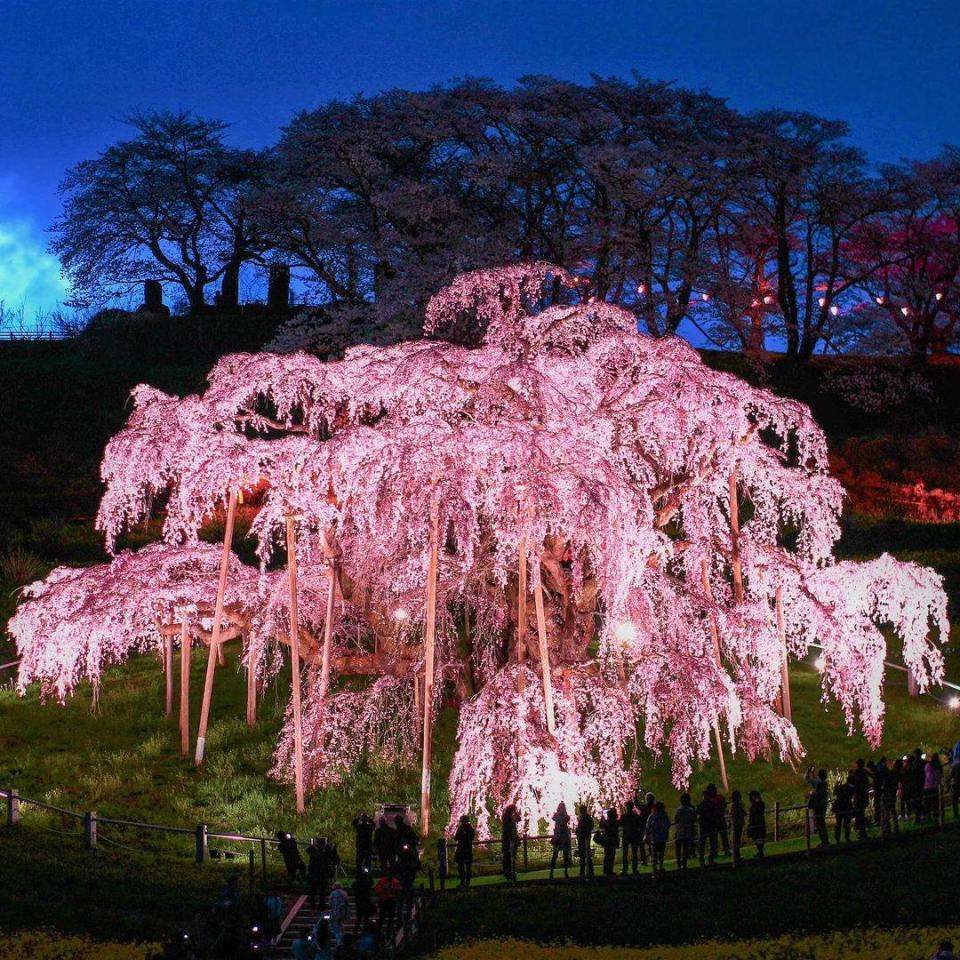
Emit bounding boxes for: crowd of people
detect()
[450,744,960,886]
[283,813,424,959]
[198,743,959,958]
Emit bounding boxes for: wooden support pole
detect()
[728,472,744,603]
[245,636,257,729]
[775,587,792,722]
[701,558,729,792]
[286,516,306,815]
[194,489,238,766]
[318,562,337,711]
[164,628,174,717]
[517,531,528,661]
[180,622,190,756]
[420,507,441,839]
[532,568,556,735]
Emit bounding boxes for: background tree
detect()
[850,152,960,359]
[51,111,269,312]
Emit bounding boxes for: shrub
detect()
[0,547,44,585]
[427,928,960,960]
[0,930,157,960]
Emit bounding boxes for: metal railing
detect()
[0,786,283,880]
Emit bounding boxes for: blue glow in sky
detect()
[1,0,958,315]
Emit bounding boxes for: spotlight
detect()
[949,696,960,710]
[701,292,710,301]
[814,655,826,672]
[936,292,944,301]
[818,297,826,307]
[393,608,409,622]
[875,296,885,305]
[763,295,774,304]
[613,620,637,643]
[830,305,839,316]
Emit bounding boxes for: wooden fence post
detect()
[84,811,97,849]
[907,671,919,698]
[195,489,239,765]
[6,789,19,827]
[773,801,779,843]
[195,824,208,863]
[260,838,268,883]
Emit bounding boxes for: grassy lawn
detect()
[1,640,957,864]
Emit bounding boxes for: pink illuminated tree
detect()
[9,263,949,836]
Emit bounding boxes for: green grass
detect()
[1,637,957,864]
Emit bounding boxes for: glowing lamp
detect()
[949,696,960,710]
[936,292,944,301]
[638,283,647,294]
[813,655,826,672]
[875,296,885,305]
[701,292,710,301]
[613,620,637,643]
[818,297,826,307]
[751,299,759,308]
[763,295,774,305]
[901,306,910,316]
[830,305,839,316]
[393,608,410,622]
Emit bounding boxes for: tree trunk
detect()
[220,259,241,310]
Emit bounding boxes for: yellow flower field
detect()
[427,927,960,960]
[0,931,158,960]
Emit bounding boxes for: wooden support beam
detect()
[775,587,792,722]
[701,558,729,792]
[164,624,174,717]
[532,567,556,735]
[420,506,441,839]
[245,636,257,729]
[194,489,238,766]
[728,472,744,603]
[517,530,528,660]
[286,515,306,815]
[180,621,190,756]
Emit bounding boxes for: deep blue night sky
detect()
[2,0,958,312]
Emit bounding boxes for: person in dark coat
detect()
[600,808,620,877]
[575,805,594,881]
[697,790,719,864]
[307,838,339,909]
[747,790,766,858]
[276,831,306,881]
[849,758,870,839]
[730,790,746,866]
[453,815,475,887]
[352,867,374,934]
[549,802,572,880]
[620,800,642,875]
[501,805,520,882]
[352,813,375,873]
[373,816,396,875]
[706,784,731,857]
[636,792,654,866]
[832,778,853,843]
[805,766,830,847]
